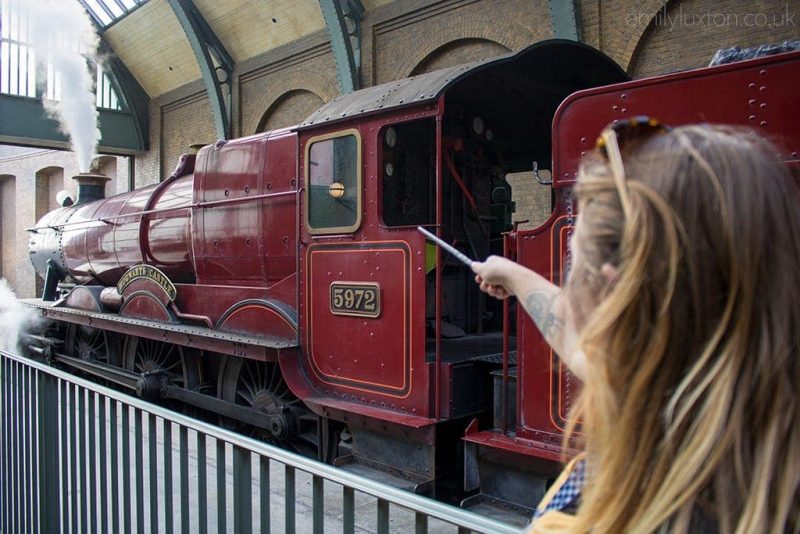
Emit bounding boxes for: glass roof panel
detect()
[78,0,147,28]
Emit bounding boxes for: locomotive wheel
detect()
[122,336,202,392]
[66,324,116,365]
[219,357,339,462]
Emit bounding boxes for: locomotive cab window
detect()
[306,129,362,234]
[381,119,435,226]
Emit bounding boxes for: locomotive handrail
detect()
[25,189,298,232]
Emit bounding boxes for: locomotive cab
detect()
[295,39,627,501]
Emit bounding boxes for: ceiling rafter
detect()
[319,0,365,94]
[548,0,582,41]
[167,0,234,140]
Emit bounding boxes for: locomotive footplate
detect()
[21,298,295,360]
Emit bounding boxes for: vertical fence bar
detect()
[122,404,132,534]
[134,409,144,534]
[233,445,252,534]
[71,384,79,533]
[313,475,324,534]
[164,421,173,533]
[1,357,7,534]
[179,427,189,534]
[110,400,120,534]
[13,361,20,533]
[59,379,69,531]
[23,366,32,534]
[148,413,159,533]
[197,433,208,534]
[88,391,98,533]
[260,456,270,534]
[38,371,60,534]
[377,498,390,534]
[216,439,226,534]
[21,365,30,534]
[99,396,108,534]
[29,368,38,534]
[285,464,295,534]
[343,486,355,534]
[415,512,429,534]
[78,387,87,533]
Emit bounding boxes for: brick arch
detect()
[34,166,66,215]
[243,69,338,135]
[256,89,325,133]
[603,0,675,71]
[0,174,17,287]
[392,14,538,81]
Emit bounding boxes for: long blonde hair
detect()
[566,125,800,533]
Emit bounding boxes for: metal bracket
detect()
[319,0,365,94]
[167,0,235,139]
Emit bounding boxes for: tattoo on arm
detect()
[523,290,564,342]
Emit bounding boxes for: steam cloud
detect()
[12,0,100,172]
[0,279,37,354]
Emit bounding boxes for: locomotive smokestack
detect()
[71,172,110,205]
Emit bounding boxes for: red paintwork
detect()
[513,50,800,454]
[192,128,298,286]
[294,106,440,421]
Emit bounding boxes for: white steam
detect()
[12,0,100,172]
[0,279,37,354]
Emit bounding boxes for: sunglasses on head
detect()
[594,116,671,218]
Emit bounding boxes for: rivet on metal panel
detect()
[244,186,250,193]
[749,115,756,121]
[224,189,230,196]
[580,137,587,143]
[246,239,251,246]
[266,182,272,190]
[760,69,767,75]
[749,82,756,89]
[760,121,768,127]
[749,99,756,106]
[612,105,619,111]
[759,86,766,92]
[621,108,627,113]
[214,240,219,247]
[620,93,627,99]
[760,103,767,109]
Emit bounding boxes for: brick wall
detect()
[629,0,799,78]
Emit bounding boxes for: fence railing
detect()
[0,349,524,534]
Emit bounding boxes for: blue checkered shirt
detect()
[533,457,586,519]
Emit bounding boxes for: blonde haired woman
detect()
[472,119,800,533]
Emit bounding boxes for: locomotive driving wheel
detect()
[66,324,116,365]
[122,336,202,394]
[219,357,339,463]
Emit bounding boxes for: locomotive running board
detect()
[21,299,296,360]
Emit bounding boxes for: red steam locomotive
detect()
[25,40,800,521]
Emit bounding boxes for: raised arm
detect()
[471,256,586,381]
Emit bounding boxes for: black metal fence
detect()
[0,349,523,533]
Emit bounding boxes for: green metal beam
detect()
[97,36,150,151]
[167,0,234,140]
[319,0,364,94]
[0,94,142,154]
[548,0,581,41]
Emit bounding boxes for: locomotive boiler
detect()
[25,40,800,522]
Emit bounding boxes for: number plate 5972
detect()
[330,282,381,318]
